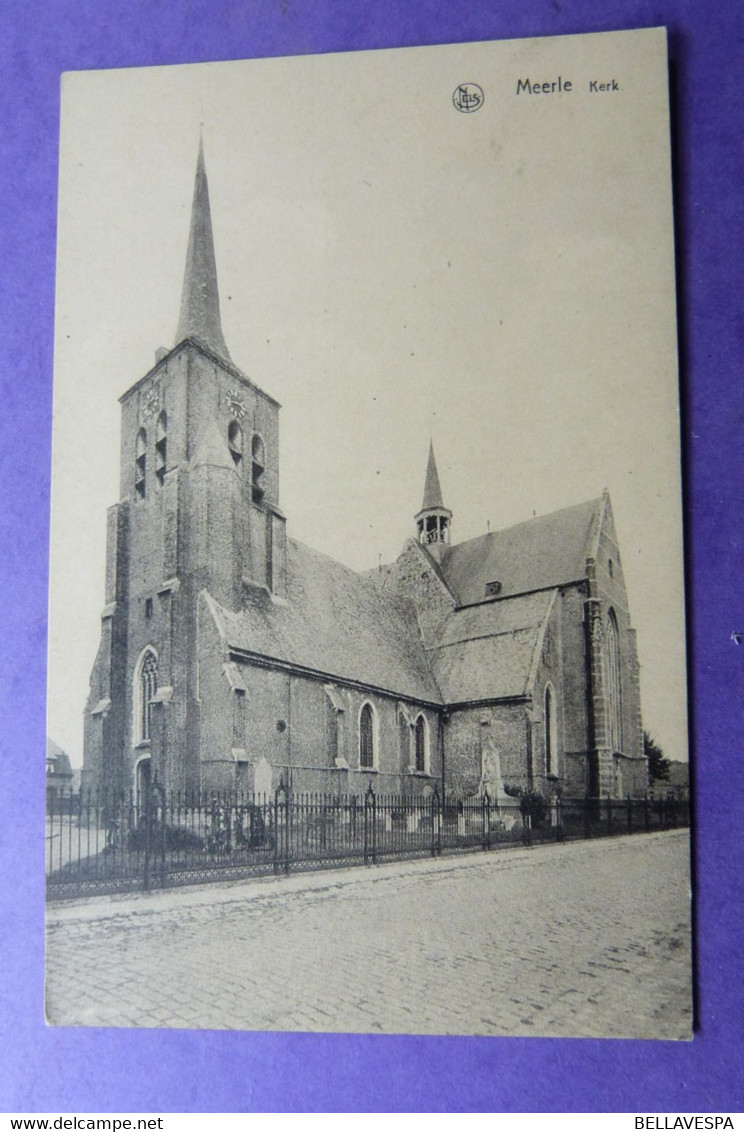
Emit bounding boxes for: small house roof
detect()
[46,737,74,777]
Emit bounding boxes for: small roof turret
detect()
[415,442,452,556]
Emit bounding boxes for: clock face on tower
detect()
[141,386,159,420]
[226,389,246,419]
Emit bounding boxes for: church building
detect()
[83,145,648,804]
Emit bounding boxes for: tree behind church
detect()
[644,731,671,785]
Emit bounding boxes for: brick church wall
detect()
[383,539,456,647]
[444,704,528,796]
[202,657,443,797]
[554,585,591,769]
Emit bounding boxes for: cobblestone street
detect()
[45,830,692,1038]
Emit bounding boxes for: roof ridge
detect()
[450,494,603,551]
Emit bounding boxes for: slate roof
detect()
[209,538,443,703]
[427,590,556,703]
[438,496,601,605]
[46,737,74,777]
[176,139,231,361]
[419,442,447,512]
[207,495,604,708]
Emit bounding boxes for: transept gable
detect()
[437,496,604,606]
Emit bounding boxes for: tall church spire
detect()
[175,139,231,361]
[415,442,452,555]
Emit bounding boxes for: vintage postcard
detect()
[46,27,691,1038]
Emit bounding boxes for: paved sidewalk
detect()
[45,830,692,1038]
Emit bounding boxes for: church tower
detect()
[83,143,287,796]
[415,442,452,562]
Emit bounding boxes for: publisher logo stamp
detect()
[453,83,484,112]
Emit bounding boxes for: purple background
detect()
[1,0,742,1114]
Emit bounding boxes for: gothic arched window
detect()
[155,412,167,487]
[414,714,428,773]
[359,702,377,770]
[134,647,158,744]
[544,684,558,775]
[251,434,265,505]
[135,428,147,499]
[605,610,623,753]
[228,420,243,467]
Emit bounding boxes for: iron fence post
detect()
[363,784,371,865]
[48,774,690,902]
[142,777,165,893]
[273,789,277,874]
[437,786,443,856]
[157,777,167,888]
[522,807,531,848]
[285,781,292,874]
[431,786,439,857]
[143,784,151,893]
[273,779,285,876]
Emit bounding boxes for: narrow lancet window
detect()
[359,703,376,769]
[545,684,557,775]
[135,429,147,499]
[228,420,243,467]
[414,714,428,773]
[155,412,167,487]
[605,610,623,753]
[251,434,265,504]
[135,648,158,743]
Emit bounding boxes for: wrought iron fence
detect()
[45,780,690,900]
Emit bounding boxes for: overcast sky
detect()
[48,28,688,766]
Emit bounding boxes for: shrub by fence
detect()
[45,780,690,900]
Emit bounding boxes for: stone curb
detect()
[46,828,688,927]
